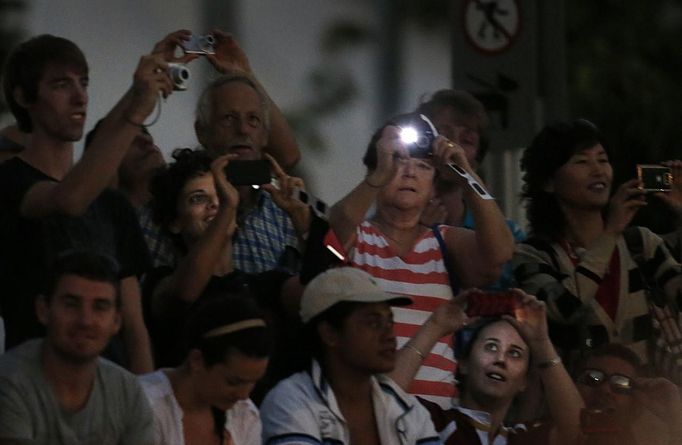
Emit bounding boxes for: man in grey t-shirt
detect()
[0,251,154,445]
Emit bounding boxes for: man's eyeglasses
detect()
[577,368,634,395]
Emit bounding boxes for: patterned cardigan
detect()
[512,226,682,365]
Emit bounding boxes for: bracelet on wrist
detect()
[403,344,426,361]
[537,356,562,370]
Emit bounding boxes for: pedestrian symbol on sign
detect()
[463,0,520,54]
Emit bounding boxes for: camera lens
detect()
[416,135,429,148]
[168,64,190,90]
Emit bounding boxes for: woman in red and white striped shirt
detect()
[329,113,514,408]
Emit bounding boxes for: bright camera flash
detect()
[400,127,418,144]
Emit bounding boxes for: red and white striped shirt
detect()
[350,221,457,409]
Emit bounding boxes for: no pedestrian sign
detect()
[463,0,521,54]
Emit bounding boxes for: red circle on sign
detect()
[462,0,522,55]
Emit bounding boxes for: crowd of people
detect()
[0,28,680,445]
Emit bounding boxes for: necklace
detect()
[372,219,423,247]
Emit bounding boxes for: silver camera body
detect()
[182,34,215,55]
[167,63,190,91]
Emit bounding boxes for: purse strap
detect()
[431,224,460,295]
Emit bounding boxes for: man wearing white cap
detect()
[260,267,440,445]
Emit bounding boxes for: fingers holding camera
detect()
[605,178,647,235]
[654,160,682,217]
[206,29,252,75]
[152,29,198,64]
[125,54,173,125]
[432,136,473,184]
[423,291,474,341]
[210,154,240,210]
[365,126,405,189]
[261,153,311,235]
[504,290,549,346]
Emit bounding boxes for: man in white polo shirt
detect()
[260,267,440,445]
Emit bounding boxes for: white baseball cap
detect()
[300,267,412,323]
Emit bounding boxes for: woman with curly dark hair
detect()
[512,119,682,373]
[144,149,302,381]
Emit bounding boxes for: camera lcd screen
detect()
[637,164,672,192]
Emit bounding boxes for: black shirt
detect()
[0,157,150,348]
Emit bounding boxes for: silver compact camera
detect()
[182,34,215,55]
[167,63,190,91]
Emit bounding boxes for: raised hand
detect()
[210,154,239,236]
[653,160,682,219]
[125,54,174,124]
[152,29,198,64]
[431,135,475,184]
[205,29,252,75]
[364,125,408,189]
[210,155,239,208]
[632,376,682,426]
[503,289,550,347]
[260,154,311,235]
[428,291,472,337]
[605,178,647,235]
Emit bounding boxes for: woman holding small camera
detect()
[394,290,585,445]
[512,119,682,376]
[328,113,514,408]
[145,149,304,376]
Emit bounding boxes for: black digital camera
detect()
[224,160,271,186]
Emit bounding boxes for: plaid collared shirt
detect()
[233,192,298,273]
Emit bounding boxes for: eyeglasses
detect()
[577,368,634,395]
[447,163,495,200]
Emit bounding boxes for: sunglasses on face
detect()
[577,368,634,395]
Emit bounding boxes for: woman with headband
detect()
[139,297,272,445]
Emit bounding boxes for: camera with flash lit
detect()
[398,113,438,158]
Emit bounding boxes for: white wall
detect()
[238,2,450,204]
